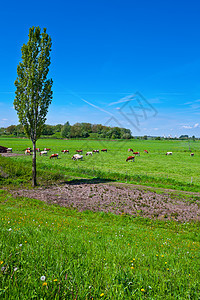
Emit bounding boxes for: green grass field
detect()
[1,137,200,191]
[0,138,200,299]
[0,190,199,299]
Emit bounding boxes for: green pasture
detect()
[1,137,200,191]
[0,190,199,299]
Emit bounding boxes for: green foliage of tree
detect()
[42,124,54,135]
[0,127,6,135]
[69,123,82,138]
[54,124,63,133]
[6,125,16,135]
[14,26,53,187]
[61,121,70,138]
[13,124,25,136]
[179,135,189,140]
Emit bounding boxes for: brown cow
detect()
[126,156,135,162]
[128,148,133,152]
[50,154,59,159]
[25,150,31,155]
[144,150,148,153]
[101,149,107,152]
[61,150,69,153]
[133,152,140,156]
[76,150,83,153]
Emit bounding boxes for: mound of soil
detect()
[11,181,200,222]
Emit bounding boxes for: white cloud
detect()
[182,125,192,129]
[194,123,199,128]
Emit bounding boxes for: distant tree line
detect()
[0,122,133,139]
[1,124,198,140]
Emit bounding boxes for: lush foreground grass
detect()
[0,190,199,299]
[1,137,200,191]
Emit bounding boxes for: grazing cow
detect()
[25,150,31,155]
[72,154,83,161]
[7,148,12,153]
[93,149,99,153]
[166,152,172,155]
[126,156,135,162]
[40,151,48,156]
[61,150,69,153]
[44,148,51,151]
[190,153,194,156]
[133,152,140,156]
[26,147,31,150]
[101,149,107,152]
[144,150,148,153]
[36,148,40,152]
[76,149,83,153]
[128,148,133,152]
[50,154,59,159]
[86,151,93,156]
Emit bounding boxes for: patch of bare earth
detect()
[10,182,200,222]
[0,153,24,157]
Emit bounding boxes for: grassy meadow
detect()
[0,189,199,299]
[1,137,200,191]
[0,137,200,299]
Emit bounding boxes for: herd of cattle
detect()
[23,147,195,161]
[24,148,108,160]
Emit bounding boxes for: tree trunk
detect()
[32,140,37,187]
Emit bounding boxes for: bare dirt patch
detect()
[0,153,24,157]
[10,180,200,222]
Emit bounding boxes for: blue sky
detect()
[1,0,200,137]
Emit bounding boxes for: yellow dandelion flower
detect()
[161,255,164,257]
[131,266,134,269]
[0,261,3,265]
[42,282,47,286]
[165,262,167,264]
[100,293,104,297]
[156,254,158,257]
[54,279,58,282]
[141,288,145,292]
[25,241,27,243]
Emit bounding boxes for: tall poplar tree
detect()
[14,26,53,187]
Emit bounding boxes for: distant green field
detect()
[1,137,200,191]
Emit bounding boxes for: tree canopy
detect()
[14,26,53,143]
[14,26,53,186]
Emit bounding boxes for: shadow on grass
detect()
[62,177,115,185]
